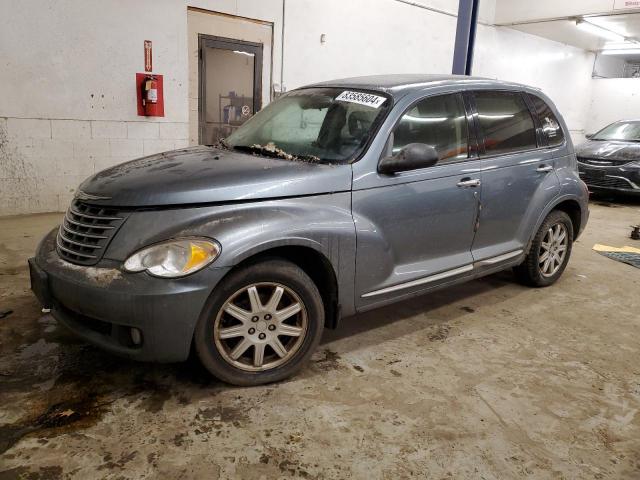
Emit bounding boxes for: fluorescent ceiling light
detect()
[601,48,640,55]
[603,41,636,49]
[576,20,626,42]
[587,17,630,37]
[233,50,255,57]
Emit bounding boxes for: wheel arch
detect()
[552,198,582,239]
[230,242,340,330]
[528,195,585,251]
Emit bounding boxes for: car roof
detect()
[305,74,535,100]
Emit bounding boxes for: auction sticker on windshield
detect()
[335,91,386,109]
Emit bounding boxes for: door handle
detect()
[537,165,553,173]
[457,178,481,188]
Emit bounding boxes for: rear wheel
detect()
[515,210,573,287]
[194,259,324,386]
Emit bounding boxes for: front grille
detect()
[578,170,637,190]
[577,156,632,166]
[56,200,129,265]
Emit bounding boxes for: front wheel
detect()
[514,210,574,287]
[194,259,324,386]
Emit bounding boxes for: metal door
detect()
[199,35,263,145]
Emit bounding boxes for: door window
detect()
[474,91,537,155]
[529,94,565,147]
[392,94,469,164]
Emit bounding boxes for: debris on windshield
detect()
[215,138,231,150]
[250,142,321,163]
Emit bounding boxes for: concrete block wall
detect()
[0,118,188,216]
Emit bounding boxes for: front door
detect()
[199,36,262,145]
[353,93,481,309]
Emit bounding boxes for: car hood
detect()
[78,146,352,207]
[576,139,640,162]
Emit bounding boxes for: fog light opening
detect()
[130,327,142,346]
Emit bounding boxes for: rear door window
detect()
[474,91,537,156]
[392,93,469,164]
[528,94,565,147]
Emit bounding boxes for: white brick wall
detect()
[0,117,189,216]
[109,139,143,158]
[91,121,127,139]
[143,139,176,156]
[51,120,91,139]
[160,122,190,140]
[127,122,159,139]
[7,118,51,139]
[73,139,110,158]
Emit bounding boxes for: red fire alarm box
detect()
[136,73,164,117]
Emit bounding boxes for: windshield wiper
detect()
[231,142,321,163]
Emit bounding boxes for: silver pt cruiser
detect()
[30,75,589,386]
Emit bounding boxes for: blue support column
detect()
[452,0,480,75]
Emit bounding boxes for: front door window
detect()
[392,93,469,163]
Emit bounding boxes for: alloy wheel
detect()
[538,223,568,278]
[213,282,308,372]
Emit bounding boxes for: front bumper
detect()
[577,162,640,195]
[30,228,230,362]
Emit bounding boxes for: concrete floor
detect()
[0,199,639,479]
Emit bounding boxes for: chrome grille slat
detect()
[56,200,129,266]
[56,237,97,259]
[58,227,103,250]
[68,206,123,221]
[64,213,115,230]
[61,223,108,240]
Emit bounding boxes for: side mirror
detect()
[585,133,595,139]
[378,143,439,175]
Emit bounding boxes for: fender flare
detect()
[525,193,584,252]
[228,236,329,266]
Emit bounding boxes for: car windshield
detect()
[222,87,391,163]
[593,121,640,142]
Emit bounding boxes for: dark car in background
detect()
[577,120,640,196]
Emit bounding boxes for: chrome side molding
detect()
[361,249,524,298]
[361,264,473,298]
[474,249,523,267]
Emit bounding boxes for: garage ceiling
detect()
[494,0,640,60]
[504,14,640,52]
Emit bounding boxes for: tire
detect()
[514,210,574,287]
[194,259,324,386]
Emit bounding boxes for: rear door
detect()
[470,90,560,262]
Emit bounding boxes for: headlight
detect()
[123,238,220,278]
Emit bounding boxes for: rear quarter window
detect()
[529,94,565,147]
